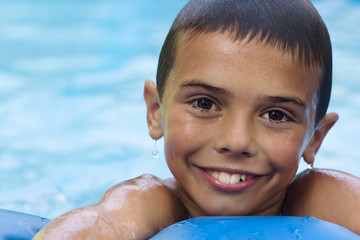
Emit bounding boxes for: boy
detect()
[34,0,360,239]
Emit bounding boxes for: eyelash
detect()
[188,97,219,113]
[261,109,293,124]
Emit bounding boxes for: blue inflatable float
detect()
[0,209,50,240]
[1,209,359,239]
[151,216,360,240]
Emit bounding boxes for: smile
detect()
[200,167,260,192]
[207,170,253,184]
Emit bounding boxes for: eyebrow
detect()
[263,96,307,109]
[180,80,232,97]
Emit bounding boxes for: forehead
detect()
[169,30,322,89]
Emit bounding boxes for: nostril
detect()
[242,151,252,158]
[218,147,229,154]
[218,147,253,158]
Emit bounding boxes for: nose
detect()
[215,112,257,158]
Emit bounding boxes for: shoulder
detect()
[101,174,181,205]
[287,168,360,192]
[283,168,360,235]
[35,175,187,239]
[99,174,188,230]
[100,173,187,216]
[102,174,170,196]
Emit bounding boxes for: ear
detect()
[302,112,339,165]
[144,79,163,140]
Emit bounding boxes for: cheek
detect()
[163,112,205,163]
[162,113,205,182]
[164,114,194,146]
[262,131,306,172]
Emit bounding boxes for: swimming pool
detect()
[0,0,359,219]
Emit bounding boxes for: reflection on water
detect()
[0,0,359,218]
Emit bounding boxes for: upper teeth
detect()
[208,171,247,184]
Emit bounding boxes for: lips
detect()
[200,168,259,192]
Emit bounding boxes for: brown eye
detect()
[197,97,214,110]
[268,110,286,121]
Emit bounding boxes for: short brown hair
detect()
[156,0,332,125]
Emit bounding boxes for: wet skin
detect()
[147,31,334,217]
[34,31,343,240]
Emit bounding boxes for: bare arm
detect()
[33,174,187,240]
[283,168,360,235]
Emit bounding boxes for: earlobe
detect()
[302,112,339,165]
[144,79,163,140]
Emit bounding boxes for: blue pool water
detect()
[0,0,359,219]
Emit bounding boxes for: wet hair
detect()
[156,0,332,125]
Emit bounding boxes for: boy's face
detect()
[157,31,322,216]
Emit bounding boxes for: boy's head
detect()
[156,0,332,126]
[144,0,339,217]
